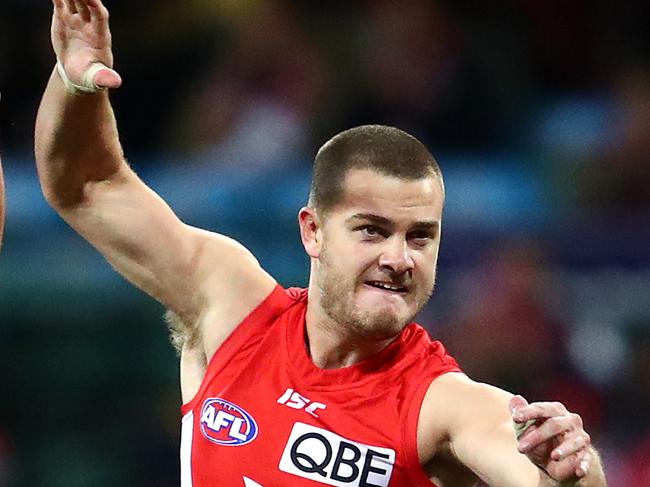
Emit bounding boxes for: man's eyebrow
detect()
[347,213,393,225]
[411,221,440,231]
[347,213,439,230]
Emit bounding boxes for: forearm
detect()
[34,67,125,208]
[538,448,606,487]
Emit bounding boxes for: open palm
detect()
[51,0,121,89]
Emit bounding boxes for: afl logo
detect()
[199,398,258,446]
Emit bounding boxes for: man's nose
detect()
[378,238,415,275]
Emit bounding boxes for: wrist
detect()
[537,465,581,487]
[55,60,108,95]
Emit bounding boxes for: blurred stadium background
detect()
[0,0,649,485]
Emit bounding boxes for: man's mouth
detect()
[364,281,408,294]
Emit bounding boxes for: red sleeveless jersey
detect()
[180,286,461,487]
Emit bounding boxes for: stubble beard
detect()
[317,248,434,340]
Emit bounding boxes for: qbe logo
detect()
[279,422,395,487]
[199,398,258,446]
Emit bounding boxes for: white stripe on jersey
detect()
[243,476,264,486]
[180,411,194,487]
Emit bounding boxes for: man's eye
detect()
[357,225,385,238]
[363,226,380,236]
[409,232,433,246]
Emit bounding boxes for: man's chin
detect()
[353,309,410,340]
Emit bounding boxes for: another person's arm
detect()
[420,374,607,486]
[35,0,275,359]
[0,152,4,248]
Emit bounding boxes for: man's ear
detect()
[298,207,323,258]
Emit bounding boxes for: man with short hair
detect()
[35,1,606,486]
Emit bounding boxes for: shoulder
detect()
[403,324,462,373]
[180,285,305,404]
[201,284,304,358]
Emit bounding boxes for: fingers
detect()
[86,0,110,38]
[54,0,110,25]
[549,449,592,479]
[576,449,591,478]
[511,400,568,422]
[63,0,77,14]
[518,412,584,453]
[509,395,529,418]
[86,0,109,21]
[85,0,106,10]
[57,0,98,21]
[513,418,536,440]
[72,0,91,21]
[550,430,592,461]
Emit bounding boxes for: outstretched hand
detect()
[51,0,121,90]
[510,395,593,483]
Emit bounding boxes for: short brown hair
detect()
[308,125,442,213]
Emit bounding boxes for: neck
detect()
[305,287,396,369]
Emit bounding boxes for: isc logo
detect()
[277,387,327,417]
[200,398,258,446]
[279,422,395,487]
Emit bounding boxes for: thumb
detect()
[94,67,122,90]
[509,395,529,421]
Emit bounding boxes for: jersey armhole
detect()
[403,367,462,487]
[180,284,295,414]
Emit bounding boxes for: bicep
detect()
[57,164,275,326]
[425,375,541,487]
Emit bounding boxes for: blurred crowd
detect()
[0,0,648,485]
[1,0,649,215]
[430,243,650,485]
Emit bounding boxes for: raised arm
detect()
[420,374,606,487]
[35,0,275,359]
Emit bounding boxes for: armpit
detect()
[164,308,201,355]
